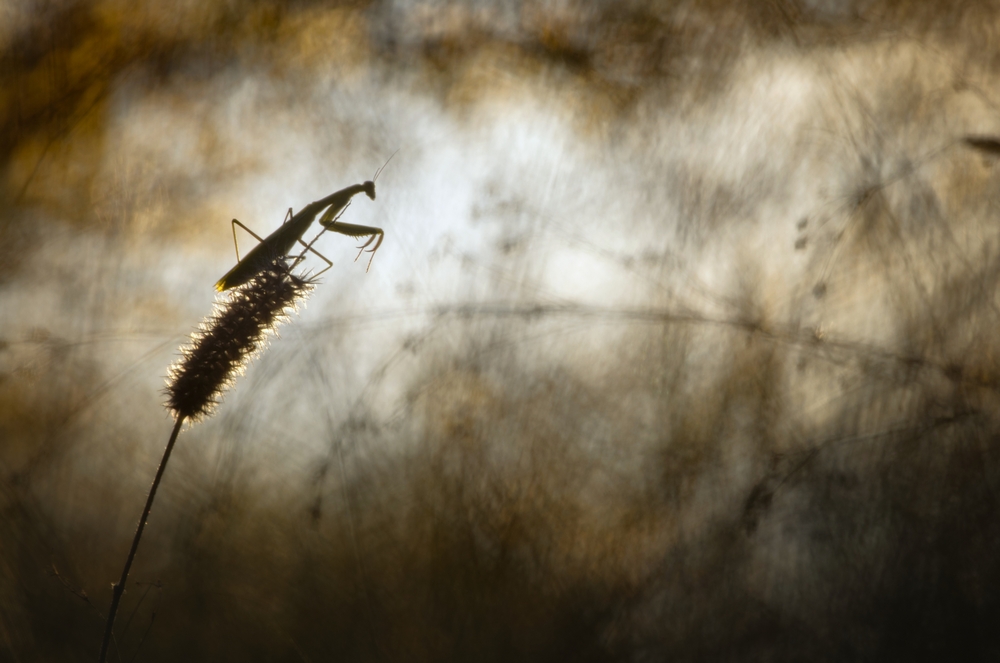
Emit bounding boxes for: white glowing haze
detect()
[7,37,993,456]
[3,13,1000,657]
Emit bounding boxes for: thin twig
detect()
[50,563,105,621]
[120,581,161,643]
[127,612,157,663]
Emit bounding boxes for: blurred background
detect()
[4,0,1000,660]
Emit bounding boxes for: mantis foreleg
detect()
[323,220,385,271]
[317,199,385,271]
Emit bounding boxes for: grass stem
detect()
[99,415,185,662]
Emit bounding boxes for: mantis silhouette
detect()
[215,157,393,291]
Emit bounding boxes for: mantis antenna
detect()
[373,149,399,183]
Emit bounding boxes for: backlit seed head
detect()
[165,259,315,422]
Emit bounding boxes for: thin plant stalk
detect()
[98,256,315,661]
[99,415,185,662]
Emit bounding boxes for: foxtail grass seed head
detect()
[165,258,315,421]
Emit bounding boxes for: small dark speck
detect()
[794,237,807,250]
[796,217,808,230]
[742,482,774,535]
[813,282,827,298]
[964,135,1000,157]
[308,496,322,524]
[499,238,522,255]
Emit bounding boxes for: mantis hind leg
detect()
[288,230,334,280]
[230,209,299,263]
[230,219,266,262]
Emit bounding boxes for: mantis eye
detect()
[364,181,376,200]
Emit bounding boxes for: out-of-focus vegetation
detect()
[3,0,1000,660]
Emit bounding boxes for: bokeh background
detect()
[4,0,1000,660]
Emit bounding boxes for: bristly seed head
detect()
[165,259,315,422]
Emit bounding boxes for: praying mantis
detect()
[215,157,393,291]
